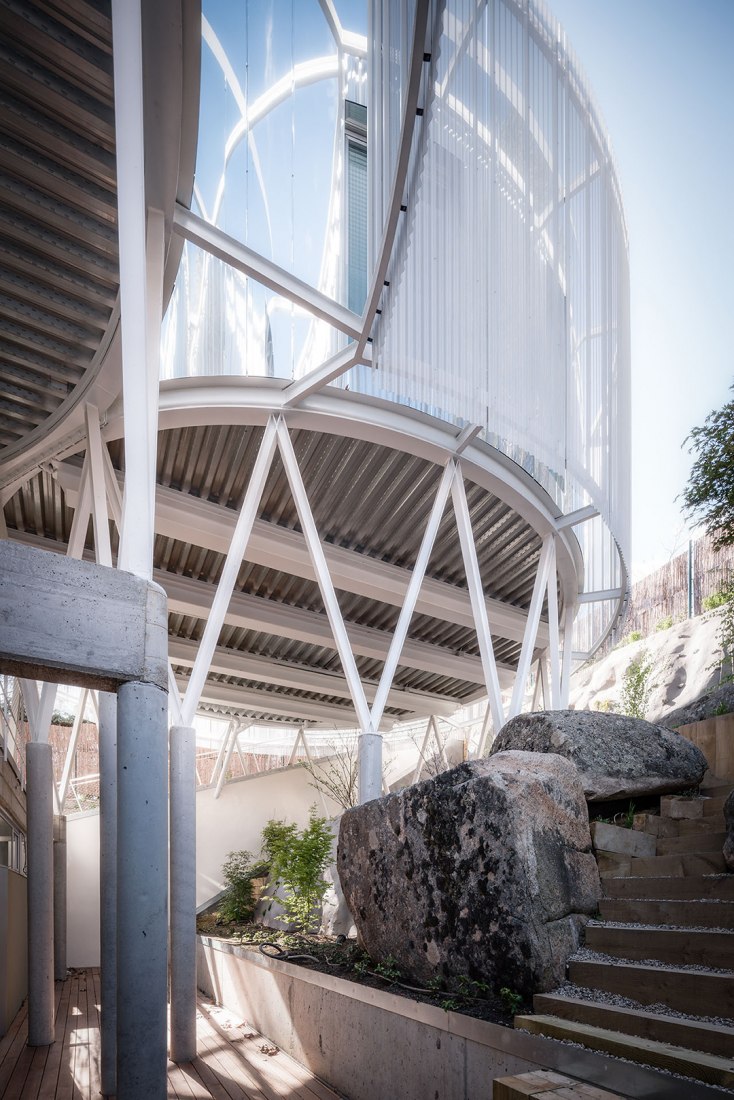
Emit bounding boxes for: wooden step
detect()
[633,813,679,838]
[703,795,728,818]
[568,958,734,1016]
[515,1014,734,1089]
[493,1069,625,1099]
[591,821,656,857]
[598,896,734,928]
[584,924,734,967]
[533,994,734,1059]
[657,832,727,856]
[626,851,726,877]
[661,795,705,820]
[676,817,728,836]
[601,874,734,900]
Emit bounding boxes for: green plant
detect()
[592,698,614,713]
[713,700,731,716]
[220,850,264,924]
[620,649,654,718]
[457,975,490,998]
[440,998,460,1012]
[655,615,673,632]
[703,589,731,612]
[51,710,75,726]
[261,808,334,932]
[373,955,402,983]
[617,629,643,648]
[614,801,636,829]
[499,986,523,1015]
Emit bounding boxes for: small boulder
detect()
[338,751,599,998]
[491,710,707,801]
[724,790,734,872]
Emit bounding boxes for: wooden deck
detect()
[0,969,343,1100]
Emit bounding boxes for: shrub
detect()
[220,850,266,924]
[703,589,731,612]
[620,650,654,719]
[655,615,673,632]
[261,808,334,931]
[616,629,643,648]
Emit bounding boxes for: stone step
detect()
[584,924,734,967]
[533,993,734,1059]
[568,958,734,1016]
[598,896,734,928]
[626,851,726,877]
[601,874,734,900]
[656,831,727,856]
[515,1014,734,1090]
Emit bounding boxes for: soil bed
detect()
[196,913,520,1026]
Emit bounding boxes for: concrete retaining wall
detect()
[196,938,716,1100]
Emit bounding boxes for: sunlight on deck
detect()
[0,969,341,1100]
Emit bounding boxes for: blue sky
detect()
[550,0,734,579]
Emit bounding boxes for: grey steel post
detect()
[98,690,117,1097]
[169,723,197,1062]
[26,741,55,1045]
[116,680,169,1099]
[53,813,67,980]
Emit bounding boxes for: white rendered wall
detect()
[66,812,101,968]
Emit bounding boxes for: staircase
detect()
[514,776,734,1091]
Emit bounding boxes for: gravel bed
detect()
[571,945,734,975]
[552,980,734,1028]
[588,918,734,933]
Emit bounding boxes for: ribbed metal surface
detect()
[6,423,556,721]
[0,0,117,452]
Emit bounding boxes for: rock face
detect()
[338,751,600,997]
[491,710,707,801]
[654,684,734,730]
[724,790,734,872]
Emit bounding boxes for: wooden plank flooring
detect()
[0,970,343,1100]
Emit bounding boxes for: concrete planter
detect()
[196,937,717,1100]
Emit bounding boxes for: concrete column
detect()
[53,814,67,980]
[117,681,169,1100]
[98,691,117,1097]
[26,741,55,1046]
[358,731,383,804]
[169,724,197,1063]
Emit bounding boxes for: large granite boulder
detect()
[724,790,734,873]
[338,751,600,997]
[491,710,707,801]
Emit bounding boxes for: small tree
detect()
[301,735,359,810]
[682,385,734,549]
[620,650,654,719]
[220,850,263,924]
[261,809,334,931]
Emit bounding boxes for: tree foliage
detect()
[682,386,734,549]
[220,850,267,924]
[261,809,334,931]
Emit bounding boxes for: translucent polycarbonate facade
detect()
[162,0,630,655]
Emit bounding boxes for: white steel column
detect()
[26,741,54,1046]
[111,0,168,1092]
[275,421,377,802]
[451,472,505,733]
[85,404,112,567]
[57,690,88,811]
[98,691,117,1098]
[181,419,278,727]
[214,721,242,799]
[507,534,554,719]
[169,724,197,1063]
[560,604,575,708]
[546,537,562,707]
